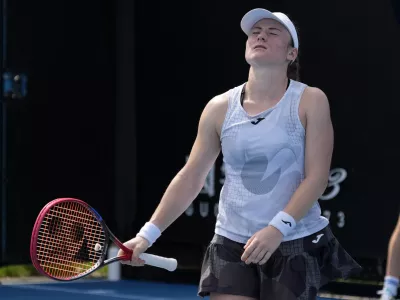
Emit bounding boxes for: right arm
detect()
[119,93,228,262]
[149,94,226,232]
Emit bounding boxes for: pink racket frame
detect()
[30,197,133,281]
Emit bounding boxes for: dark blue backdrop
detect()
[1,2,399,291]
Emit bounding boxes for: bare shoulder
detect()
[203,90,230,117]
[201,90,230,137]
[301,86,331,114]
[298,86,330,129]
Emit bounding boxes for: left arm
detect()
[241,88,334,265]
[283,87,334,221]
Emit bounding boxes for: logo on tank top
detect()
[251,117,265,125]
[240,146,299,195]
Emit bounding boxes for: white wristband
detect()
[382,275,399,297]
[269,211,296,237]
[136,222,161,247]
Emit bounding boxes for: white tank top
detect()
[215,79,329,243]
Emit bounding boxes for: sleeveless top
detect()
[215,79,329,243]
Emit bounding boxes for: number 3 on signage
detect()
[337,211,345,228]
[323,210,345,228]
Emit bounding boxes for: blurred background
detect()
[0,0,399,298]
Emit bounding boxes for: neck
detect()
[245,65,289,103]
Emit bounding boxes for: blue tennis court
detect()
[0,279,350,300]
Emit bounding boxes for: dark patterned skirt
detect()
[198,225,362,300]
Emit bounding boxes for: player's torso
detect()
[214,80,324,242]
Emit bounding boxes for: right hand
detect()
[118,236,150,266]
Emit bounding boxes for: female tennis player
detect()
[119,8,362,299]
[379,212,400,300]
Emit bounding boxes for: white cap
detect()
[240,8,299,49]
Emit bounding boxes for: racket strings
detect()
[36,201,106,279]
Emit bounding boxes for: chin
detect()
[246,56,272,67]
[246,53,286,68]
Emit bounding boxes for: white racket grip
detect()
[139,253,178,272]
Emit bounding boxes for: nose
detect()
[257,33,267,42]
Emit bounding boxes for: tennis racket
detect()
[30,197,178,281]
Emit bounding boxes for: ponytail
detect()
[287,58,300,81]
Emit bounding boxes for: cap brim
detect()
[241,8,282,35]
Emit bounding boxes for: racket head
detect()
[30,198,111,281]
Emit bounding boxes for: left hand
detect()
[241,225,284,265]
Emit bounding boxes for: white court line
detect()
[7,284,174,300]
